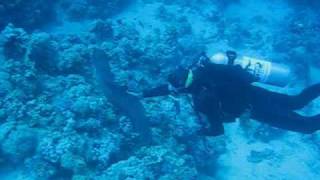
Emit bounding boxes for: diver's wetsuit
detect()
[143,61,320,136]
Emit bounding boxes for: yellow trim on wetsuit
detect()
[185,70,194,88]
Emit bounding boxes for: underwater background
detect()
[1,0,320,179]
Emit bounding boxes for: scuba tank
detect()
[209,51,292,87]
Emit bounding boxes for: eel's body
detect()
[91,48,151,143]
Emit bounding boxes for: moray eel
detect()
[91,48,151,144]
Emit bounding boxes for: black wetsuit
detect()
[143,62,320,136]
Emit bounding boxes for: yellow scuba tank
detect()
[209,51,292,87]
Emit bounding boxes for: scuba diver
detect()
[141,51,320,136]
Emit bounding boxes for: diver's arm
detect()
[231,65,257,84]
[192,88,225,136]
[196,108,225,136]
[143,83,191,98]
[196,112,225,136]
[142,84,171,98]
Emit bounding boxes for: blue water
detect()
[1,0,320,179]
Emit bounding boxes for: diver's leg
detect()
[250,84,320,110]
[249,86,296,110]
[252,108,320,134]
[289,83,320,110]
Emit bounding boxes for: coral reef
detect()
[100,145,198,179]
[0,24,29,60]
[0,0,57,31]
[60,0,131,21]
[270,10,320,83]
[28,33,59,73]
[0,0,320,179]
